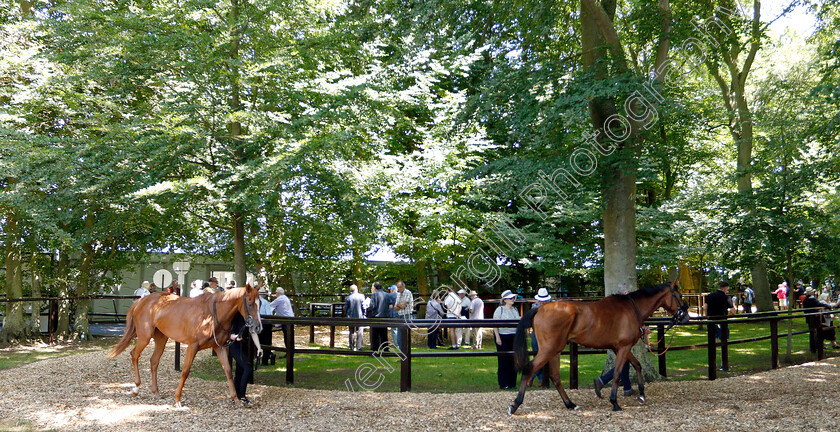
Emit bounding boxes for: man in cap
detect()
[256,283,275,365]
[134,281,151,298]
[468,290,485,349]
[531,288,552,387]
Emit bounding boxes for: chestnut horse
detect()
[509,281,689,413]
[107,285,263,407]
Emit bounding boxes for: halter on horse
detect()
[107,285,262,407]
[508,280,689,413]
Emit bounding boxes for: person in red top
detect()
[774,282,789,309]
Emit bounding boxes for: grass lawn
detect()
[190,316,834,392]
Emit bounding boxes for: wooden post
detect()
[569,342,578,389]
[309,304,315,344]
[657,323,667,378]
[175,342,181,371]
[329,304,336,348]
[707,323,717,380]
[286,323,295,385]
[817,312,825,360]
[770,317,779,369]
[720,322,729,371]
[400,324,411,392]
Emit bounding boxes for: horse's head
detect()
[239,283,263,334]
[664,280,690,327]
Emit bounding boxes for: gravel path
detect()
[0,342,838,432]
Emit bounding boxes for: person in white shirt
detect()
[268,287,294,352]
[255,283,275,365]
[133,281,151,298]
[469,290,485,349]
[443,286,462,349]
[458,289,471,347]
[188,279,205,298]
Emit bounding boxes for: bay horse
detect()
[107,285,263,407]
[509,280,689,413]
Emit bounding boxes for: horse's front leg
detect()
[610,347,632,411]
[174,344,199,408]
[627,352,645,405]
[214,345,237,402]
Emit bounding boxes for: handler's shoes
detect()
[593,378,604,399]
[239,397,252,408]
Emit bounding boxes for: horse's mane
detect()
[610,282,671,299]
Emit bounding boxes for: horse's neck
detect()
[634,291,667,321]
[213,294,241,323]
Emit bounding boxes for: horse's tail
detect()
[514,306,540,374]
[107,300,138,358]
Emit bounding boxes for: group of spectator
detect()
[343,281,415,351]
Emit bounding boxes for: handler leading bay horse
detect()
[107,285,263,407]
[509,280,689,413]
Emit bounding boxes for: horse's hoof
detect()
[508,405,515,416]
[612,405,622,411]
[130,385,139,396]
[573,405,580,411]
[174,401,182,408]
[638,396,646,405]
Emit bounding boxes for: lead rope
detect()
[630,296,679,356]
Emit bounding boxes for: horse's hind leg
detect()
[510,343,560,415]
[627,351,645,405]
[129,331,152,397]
[149,330,168,399]
[546,353,577,410]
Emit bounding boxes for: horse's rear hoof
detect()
[174,401,182,408]
[130,385,139,396]
[638,396,646,405]
[508,405,516,416]
[564,401,577,410]
[612,405,622,411]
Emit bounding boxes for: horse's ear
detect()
[245,283,252,289]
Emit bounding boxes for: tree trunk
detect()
[229,1,248,287]
[581,0,638,295]
[30,254,42,337]
[603,341,660,383]
[55,248,71,340]
[415,260,429,296]
[1,215,27,345]
[72,237,94,341]
[233,214,247,286]
[603,170,638,294]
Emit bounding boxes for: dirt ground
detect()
[0,337,838,432]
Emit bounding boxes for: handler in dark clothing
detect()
[704,281,735,342]
[802,288,839,351]
[369,282,391,350]
[229,313,263,407]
